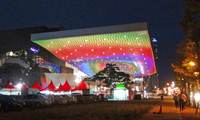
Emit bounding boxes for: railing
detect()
[5,57,30,69]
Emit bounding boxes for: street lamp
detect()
[190,61,196,66]
[189,61,200,89]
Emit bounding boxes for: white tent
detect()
[113,83,128,101]
[0,88,21,95]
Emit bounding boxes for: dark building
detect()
[145,38,159,92]
[0,25,73,88]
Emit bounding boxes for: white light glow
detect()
[16,83,22,89]
[195,93,200,101]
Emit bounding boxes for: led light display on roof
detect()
[39,58,60,73]
[32,24,156,77]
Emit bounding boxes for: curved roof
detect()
[32,23,156,77]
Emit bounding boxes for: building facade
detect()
[0,23,157,94]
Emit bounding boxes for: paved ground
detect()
[140,96,200,120]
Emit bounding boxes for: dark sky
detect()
[0,0,186,88]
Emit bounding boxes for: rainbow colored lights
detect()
[32,24,156,77]
[39,58,60,73]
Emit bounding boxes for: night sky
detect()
[0,0,185,88]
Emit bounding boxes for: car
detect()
[10,95,26,107]
[20,94,52,108]
[98,94,108,101]
[82,94,100,103]
[71,93,82,96]
[0,95,23,111]
[75,95,86,104]
[61,94,78,104]
[53,95,67,105]
[41,94,56,105]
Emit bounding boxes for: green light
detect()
[116,83,125,88]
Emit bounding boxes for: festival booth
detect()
[31,81,43,91]
[113,83,128,101]
[20,82,39,96]
[55,84,63,92]
[72,80,90,94]
[0,82,39,95]
[0,82,40,95]
[55,80,73,92]
[0,82,21,95]
[41,81,57,94]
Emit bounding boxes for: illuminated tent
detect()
[31,81,43,91]
[114,83,128,101]
[41,81,56,91]
[21,83,29,89]
[4,82,16,89]
[72,81,90,91]
[55,83,63,92]
[116,83,126,88]
[57,84,63,89]
[1,82,20,95]
[55,80,73,92]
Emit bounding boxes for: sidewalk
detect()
[139,98,200,120]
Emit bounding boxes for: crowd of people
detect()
[173,91,187,111]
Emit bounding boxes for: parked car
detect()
[61,94,78,104]
[41,94,56,105]
[10,95,26,107]
[82,94,95,103]
[71,93,82,96]
[19,94,52,108]
[53,95,67,105]
[0,95,23,111]
[76,95,86,104]
[98,94,108,101]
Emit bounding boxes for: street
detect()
[140,96,200,120]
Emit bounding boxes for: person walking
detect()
[173,93,179,109]
[179,91,187,111]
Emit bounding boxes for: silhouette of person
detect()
[179,91,187,111]
[173,93,179,109]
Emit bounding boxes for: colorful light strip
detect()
[33,30,156,77]
[39,58,60,73]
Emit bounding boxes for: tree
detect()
[84,63,131,87]
[173,0,200,107]
[172,40,197,89]
[179,0,200,83]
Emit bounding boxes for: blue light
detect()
[152,38,157,42]
[30,47,39,53]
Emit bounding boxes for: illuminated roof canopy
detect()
[31,22,156,77]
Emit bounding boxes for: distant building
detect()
[145,38,159,92]
[0,25,73,88]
